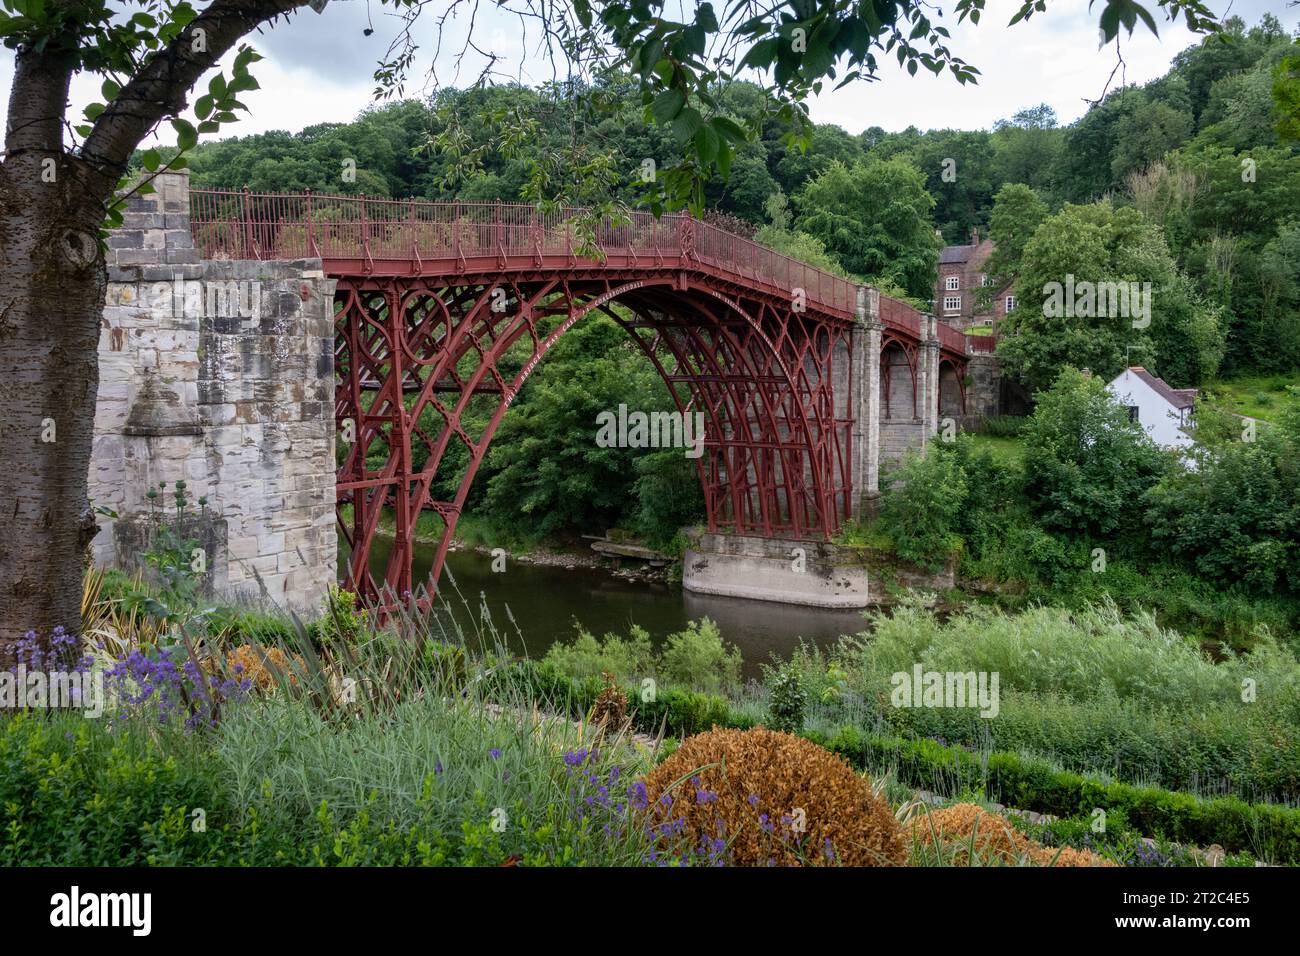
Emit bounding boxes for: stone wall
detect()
[879,419,927,466]
[962,353,1001,421]
[91,171,337,615]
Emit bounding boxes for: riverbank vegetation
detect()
[865,367,1300,648]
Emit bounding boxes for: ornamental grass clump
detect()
[642,726,908,866]
[911,803,1114,867]
[590,672,628,732]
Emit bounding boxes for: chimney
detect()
[970,227,979,244]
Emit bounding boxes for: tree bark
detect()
[0,46,108,660]
[0,0,308,659]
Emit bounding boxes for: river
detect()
[355,537,872,678]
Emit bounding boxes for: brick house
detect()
[935,228,1016,331]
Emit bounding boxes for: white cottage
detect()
[1107,367,1197,450]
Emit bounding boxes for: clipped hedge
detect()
[507,663,1300,863]
[808,726,1300,865]
[504,660,752,739]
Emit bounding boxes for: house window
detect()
[943,295,961,312]
[1128,406,1140,423]
[983,318,994,327]
[980,274,991,287]
[945,276,960,291]
[1005,295,1016,311]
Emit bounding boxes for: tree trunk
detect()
[0,164,107,661]
[0,1,310,660]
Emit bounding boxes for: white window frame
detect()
[943,295,962,312]
[945,275,960,291]
[1005,295,1016,312]
[980,274,991,287]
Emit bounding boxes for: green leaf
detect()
[715,139,732,178]
[693,123,719,165]
[141,149,161,172]
[228,73,260,94]
[671,106,703,143]
[171,118,198,151]
[101,79,120,101]
[194,95,214,120]
[697,3,718,33]
[710,116,748,145]
[740,37,780,70]
[650,88,686,124]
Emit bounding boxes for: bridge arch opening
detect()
[334,275,853,608]
[881,339,917,420]
[938,359,966,419]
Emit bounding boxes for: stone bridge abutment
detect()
[91,171,337,614]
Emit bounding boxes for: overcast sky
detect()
[0,0,1291,147]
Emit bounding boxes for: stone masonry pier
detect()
[90,171,337,614]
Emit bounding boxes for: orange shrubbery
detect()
[642,727,908,866]
[910,802,1115,867]
[224,644,304,692]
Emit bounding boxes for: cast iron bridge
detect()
[189,190,970,608]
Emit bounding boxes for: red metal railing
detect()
[188,190,975,348]
[966,333,997,353]
[935,321,967,354]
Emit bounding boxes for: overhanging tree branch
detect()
[80,0,306,183]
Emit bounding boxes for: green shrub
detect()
[980,415,1028,438]
[876,446,967,571]
[318,584,366,646]
[808,726,1300,864]
[1144,424,1300,596]
[659,618,742,695]
[765,664,808,734]
[541,625,655,682]
[1021,368,1169,539]
[634,450,706,549]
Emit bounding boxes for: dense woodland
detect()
[183,15,1300,379]
[176,15,1299,625]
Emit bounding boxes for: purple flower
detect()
[563,748,590,767]
[489,748,502,760]
[628,781,649,810]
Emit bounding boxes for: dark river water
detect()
[354,536,871,678]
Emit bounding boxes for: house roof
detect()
[939,245,975,264]
[1126,367,1197,409]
